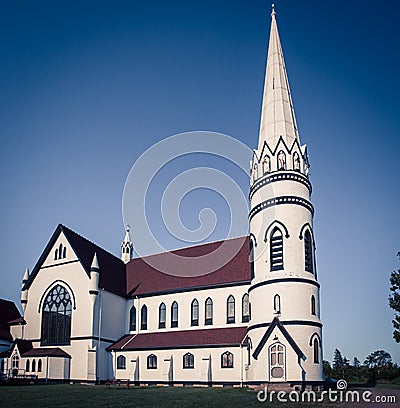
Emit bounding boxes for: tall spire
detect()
[121,225,133,264]
[258,5,299,151]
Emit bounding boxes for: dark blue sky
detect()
[0,0,399,363]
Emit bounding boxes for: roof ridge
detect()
[129,234,249,263]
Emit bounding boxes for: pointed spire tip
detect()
[271,3,276,18]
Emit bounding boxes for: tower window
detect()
[250,239,255,280]
[41,284,72,346]
[304,230,314,274]
[159,303,166,329]
[226,295,235,324]
[313,338,319,364]
[171,301,178,328]
[242,293,250,322]
[293,152,300,171]
[191,299,199,326]
[263,155,271,174]
[129,306,136,331]
[38,359,42,372]
[32,360,36,372]
[147,354,157,369]
[270,227,284,271]
[273,294,281,314]
[277,151,286,170]
[253,163,258,180]
[221,351,234,368]
[141,305,148,330]
[311,295,316,316]
[26,359,30,372]
[183,352,194,369]
[205,297,213,325]
[117,355,126,369]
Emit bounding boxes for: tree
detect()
[353,357,361,367]
[333,349,343,370]
[389,252,400,342]
[364,350,392,368]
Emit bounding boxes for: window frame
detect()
[147,354,157,369]
[226,295,235,324]
[221,351,234,368]
[183,352,194,369]
[117,355,126,370]
[191,299,199,326]
[205,297,213,325]
[171,301,178,328]
[129,305,136,332]
[270,227,284,271]
[141,305,148,330]
[159,303,166,329]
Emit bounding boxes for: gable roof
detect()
[107,326,248,351]
[23,347,71,358]
[23,224,126,297]
[0,299,22,341]
[126,236,251,296]
[13,339,34,356]
[253,317,305,360]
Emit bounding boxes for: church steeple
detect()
[121,225,133,264]
[258,4,299,151]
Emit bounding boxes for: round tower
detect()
[247,6,323,388]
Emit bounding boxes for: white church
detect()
[0,7,324,389]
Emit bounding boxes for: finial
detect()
[271,3,276,18]
[126,224,130,233]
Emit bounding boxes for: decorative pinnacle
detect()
[271,3,276,18]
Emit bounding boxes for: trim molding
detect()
[250,171,312,199]
[247,320,323,332]
[248,278,320,293]
[133,280,251,299]
[249,196,314,221]
[40,259,80,270]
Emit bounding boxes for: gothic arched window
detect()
[117,355,126,369]
[253,163,258,180]
[250,239,255,280]
[129,306,136,331]
[270,227,284,271]
[293,152,300,171]
[242,294,250,322]
[147,354,157,369]
[311,295,316,316]
[263,155,271,174]
[26,359,30,372]
[141,305,148,330]
[32,360,36,372]
[183,352,194,369]
[38,359,42,372]
[226,295,235,324]
[159,303,166,329]
[273,294,281,314]
[191,299,199,326]
[41,284,72,346]
[277,151,286,170]
[221,351,234,368]
[54,249,58,260]
[205,297,213,325]
[171,301,178,328]
[304,230,314,274]
[63,246,67,259]
[313,338,319,364]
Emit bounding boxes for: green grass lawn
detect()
[0,384,319,408]
[0,383,398,407]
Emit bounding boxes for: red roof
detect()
[23,347,71,358]
[0,299,22,341]
[126,236,251,296]
[108,326,248,351]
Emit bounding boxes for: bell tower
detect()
[248,5,323,388]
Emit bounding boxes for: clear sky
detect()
[0,0,399,364]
